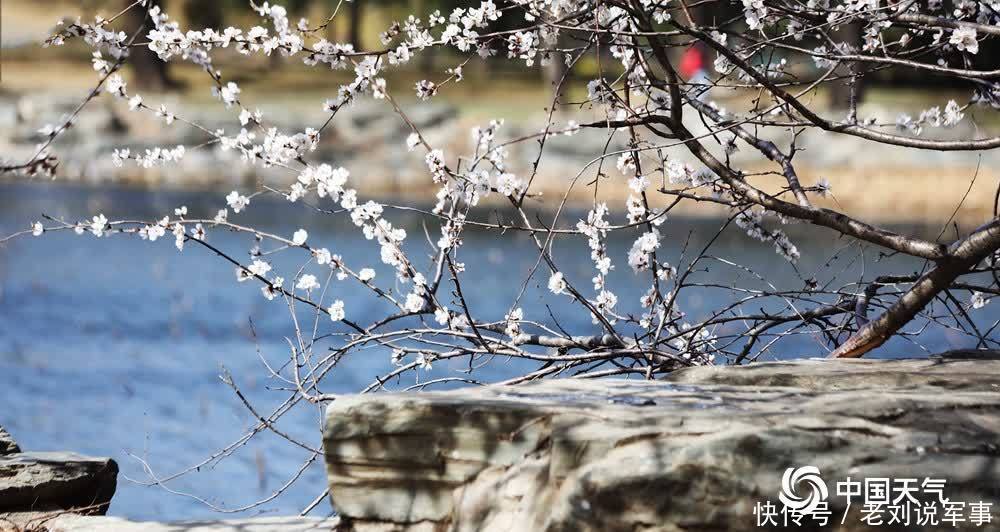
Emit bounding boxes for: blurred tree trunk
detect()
[543,14,571,105]
[413,0,435,71]
[321,0,338,42]
[545,48,569,105]
[347,1,363,49]
[182,0,224,30]
[124,0,177,91]
[828,23,865,113]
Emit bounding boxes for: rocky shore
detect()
[0,428,340,531]
[4,353,1000,530]
[2,90,998,225]
[0,429,117,516]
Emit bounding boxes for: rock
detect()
[323,357,1000,531]
[1,514,340,532]
[0,425,20,454]
[0,452,118,515]
[663,351,1000,391]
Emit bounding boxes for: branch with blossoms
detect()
[4,0,1000,513]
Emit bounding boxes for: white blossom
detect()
[328,300,346,321]
[415,80,436,100]
[248,259,272,278]
[548,272,566,294]
[219,81,241,107]
[372,78,388,99]
[92,51,109,73]
[425,149,446,181]
[90,214,108,237]
[314,248,332,265]
[261,277,284,300]
[155,104,175,125]
[226,191,250,213]
[742,0,768,30]
[505,307,524,338]
[296,274,320,291]
[405,292,425,312]
[508,31,538,65]
[239,108,261,126]
[105,74,126,98]
[415,352,433,370]
[587,79,612,103]
[406,132,421,151]
[172,223,185,251]
[596,290,618,311]
[139,219,166,242]
[949,26,978,54]
[628,230,661,272]
[496,173,524,197]
[111,148,129,167]
[191,223,206,241]
[943,100,964,127]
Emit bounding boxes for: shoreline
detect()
[0,176,973,234]
[2,71,996,229]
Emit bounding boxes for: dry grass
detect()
[489,163,997,227]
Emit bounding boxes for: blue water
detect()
[0,181,994,519]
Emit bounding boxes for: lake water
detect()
[1,181,995,520]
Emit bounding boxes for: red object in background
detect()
[679,45,704,79]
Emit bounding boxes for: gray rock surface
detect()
[0,426,20,455]
[0,452,118,515]
[663,351,1000,391]
[323,356,1000,531]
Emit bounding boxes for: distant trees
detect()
[347,0,364,48]
[124,0,177,91]
[181,0,225,30]
[827,22,866,111]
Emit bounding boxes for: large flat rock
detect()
[0,452,117,515]
[663,351,1000,391]
[323,356,1000,531]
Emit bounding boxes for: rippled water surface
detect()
[1,182,993,519]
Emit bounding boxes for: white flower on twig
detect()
[949,27,978,54]
[328,300,346,321]
[296,274,320,292]
[226,191,249,213]
[548,272,566,294]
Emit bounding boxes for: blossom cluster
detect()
[17,0,1000,391]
